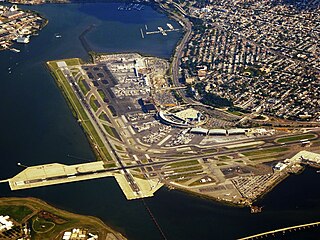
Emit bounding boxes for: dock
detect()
[5,161,163,200]
[140,28,145,39]
[146,28,179,36]
[144,23,180,36]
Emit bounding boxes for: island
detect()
[0,197,126,240]
[0,4,47,51]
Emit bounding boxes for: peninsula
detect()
[2,51,318,207]
[0,197,127,240]
[1,0,320,208]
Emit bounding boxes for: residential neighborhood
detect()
[168,0,320,121]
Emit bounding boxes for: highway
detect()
[160,2,194,104]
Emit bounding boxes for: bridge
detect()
[238,221,320,240]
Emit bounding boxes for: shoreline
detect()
[8,0,317,211]
[0,196,127,239]
[43,2,293,209]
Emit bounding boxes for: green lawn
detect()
[166,171,204,180]
[114,145,124,151]
[0,197,120,240]
[99,112,111,123]
[172,166,203,173]
[243,147,289,157]
[276,134,317,143]
[64,58,82,66]
[78,80,90,95]
[103,163,117,168]
[0,205,33,223]
[217,163,228,166]
[250,154,286,161]
[71,69,80,78]
[97,89,107,100]
[89,95,99,112]
[227,110,243,116]
[32,217,55,233]
[47,62,112,161]
[103,125,122,141]
[166,160,199,168]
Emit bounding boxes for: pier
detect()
[3,161,163,200]
[146,28,180,36]
[238,222,320,239]
[141,23,180,37]
[140,28,145,39]
[79,24,95,53]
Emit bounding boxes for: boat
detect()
[16,36,30,44]
[10,48,20,53]
[55,33,62,38]
[167,23,174,30]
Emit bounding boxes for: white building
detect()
[273,162,288,171]
[0,215,14,232]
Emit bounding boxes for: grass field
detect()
[217,155,231,160]
[32,217,55,233]
[166,160,199,168]
[166,171,204,180]
[78,80,90,95]
[99,112,111,123]
[97,89,107,100]
[242,147,289,157]
[0,197,126,240]
[250,153,287,162]
[276,134,317,143]
[64,58,82,66]
[103,163,117,168]
[47,60,112,161]
[103,125,121,141]
[172,166,203,173]
[114,145,124,151]
[89,95,99,112]
[0,205,33,222]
